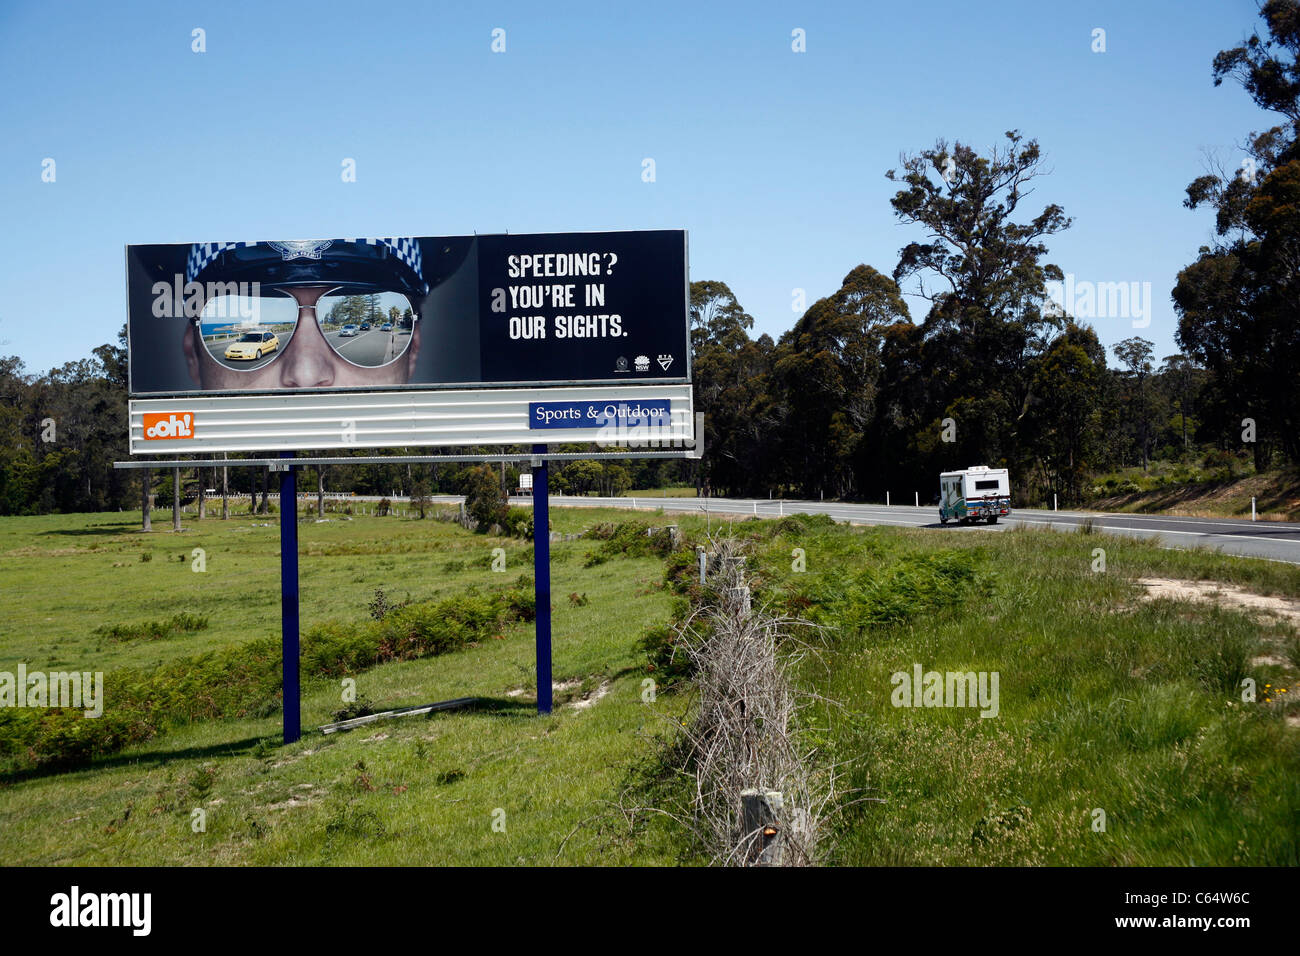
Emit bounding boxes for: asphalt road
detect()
[334,493,1300,564]
[324,328,408,366]
[537,497,1300,565]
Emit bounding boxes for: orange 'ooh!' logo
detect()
[142,412,194,440]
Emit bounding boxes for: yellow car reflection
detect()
[224,331,280,361]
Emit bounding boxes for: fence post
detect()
[141,468,152,532]
[740,789,786,866]
[172,466,181,531]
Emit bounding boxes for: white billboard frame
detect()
[128,383,694,455]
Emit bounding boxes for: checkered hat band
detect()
[184,241,258,284]
[186,238,423,284]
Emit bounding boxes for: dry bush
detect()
[673,535,837,865]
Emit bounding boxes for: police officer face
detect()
[182,285,421,390]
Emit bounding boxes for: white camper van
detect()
[939,466,1011,525]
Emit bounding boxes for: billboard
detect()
[125,230,694,453]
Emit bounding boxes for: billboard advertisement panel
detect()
[125,230,694,453]
[127,230,688,395]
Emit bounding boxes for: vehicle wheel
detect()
[987,515,999,524]
[254,350,261,359]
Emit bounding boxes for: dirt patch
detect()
[569,681,611,711]
[1135,578,1300,625]
[507,678,582,699]
[1136,578,1300,673]
[265,784,322,811]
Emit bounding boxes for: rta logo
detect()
[142,412,194,440]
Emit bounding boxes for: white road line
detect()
[1005,514,1300,547]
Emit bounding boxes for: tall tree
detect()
[885,131,1071,476]
[1113,337,1157,471]
[773,265,910,497]
[1021,322,1108,501]
[1174,0,1300,467]
[688,281,775,496]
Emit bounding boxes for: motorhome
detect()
[939,466,1011,525]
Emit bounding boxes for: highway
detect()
[524,496,1300,565]
[333,492,1300,565]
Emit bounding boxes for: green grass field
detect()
[1,507,1297,865]
[740,519,1300,865]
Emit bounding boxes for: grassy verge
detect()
[732,516,1300,865]
[1082,465,1300,521]
[627,487,699,498]
[1,508,1297,865]
[0,509,688,864]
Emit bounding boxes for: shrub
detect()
[504,507,534,539]
[767,512,837,538]
[93,613,208,643]
[0,580,536,774]
[583,521,677,566]
[330,696,375,722]
[793,549,987,632]
[462,465,508,531]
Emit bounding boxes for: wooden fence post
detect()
[740,789,785,866]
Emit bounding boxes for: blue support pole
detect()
[279,451,301,743]
[532,444,551,714]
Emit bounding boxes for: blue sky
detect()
[0,0,1275,374]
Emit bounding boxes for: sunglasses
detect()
[194,286,418,371]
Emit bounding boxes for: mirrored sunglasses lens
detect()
[199,292,298,371]
[316,292,416,368]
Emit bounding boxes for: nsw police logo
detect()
[615,356,629,372]
[267,239,334,261]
